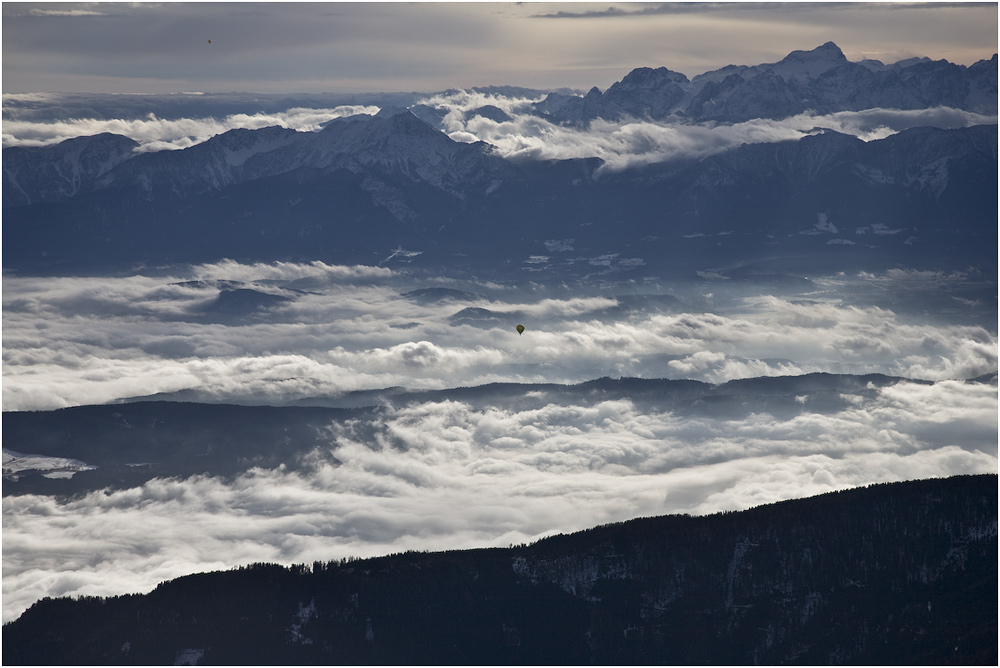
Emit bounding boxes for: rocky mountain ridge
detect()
[2,42,996,278]
[532,42,998,125]
[3,121,995,277]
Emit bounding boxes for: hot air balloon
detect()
[516,324,525,335]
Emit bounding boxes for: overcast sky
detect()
[3,2,997,94]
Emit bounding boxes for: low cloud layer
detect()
[3,377,996,623]
[3,260,996,622]
[421,89,996,169]
[2,104,381,151]
[2,262,996,412]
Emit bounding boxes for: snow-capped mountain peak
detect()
[769,41,849,82]
[535,41,997,125]
[613,66,691,91]
[374,105,413,119]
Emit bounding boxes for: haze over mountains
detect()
[2,42,997,641]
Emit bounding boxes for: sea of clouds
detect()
[2,89,997,623]
[3,259,997,622]
[3,260,996,412]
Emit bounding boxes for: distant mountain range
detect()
[528,42,997,125]
[4,474,996,665]
[3,43,996,278]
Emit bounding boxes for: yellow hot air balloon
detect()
[516,324,525,335]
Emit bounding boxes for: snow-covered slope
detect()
[61,110,509,202]
[2,448,96,480]
[238,109,510,196]
[2,132,139,206]
[93,125,301,198]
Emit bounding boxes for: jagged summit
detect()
[203,125,299,166]
[782,40,847,62]
[531,42,997,124]
[892,55,934,69]
[602,66,690,119]
[614,65,691,89]
[374,105,410,118]
[770,41,849,81]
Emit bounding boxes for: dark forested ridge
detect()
[4,474,996,665]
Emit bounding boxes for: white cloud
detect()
[3,260,996,621]
[413,91,997,171]
[3,263,996,411]
[189,258,394,283]
[3,379,995,623]
[1,105,381,151]
[27,8,104,17]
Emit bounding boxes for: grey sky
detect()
[3,2,997,94]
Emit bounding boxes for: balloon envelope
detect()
[516,324,525,335]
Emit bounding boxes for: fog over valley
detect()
[3,260,996,623]
[2,261,997,412]
[2,35,996,633]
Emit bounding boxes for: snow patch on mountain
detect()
[213,126,300,167]
[173,648,205,666]
[871,223,905,236]
[907,157,952,196]
[2,448,96,480]
[288,599,317,644]
[800,213,838,236]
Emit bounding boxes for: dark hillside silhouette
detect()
[4,474,996,665]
